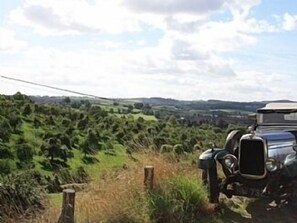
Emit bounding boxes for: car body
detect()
[198,103,297,204]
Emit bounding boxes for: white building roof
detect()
[260,103,297,110]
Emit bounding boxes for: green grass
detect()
[32,145,130,179]
[148,174,210,223]
[131,113,157,121]
[48,193,62,208]
[115,113,157,121]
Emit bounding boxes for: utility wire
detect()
[0,75,111,101]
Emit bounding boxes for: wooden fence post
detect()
[58,189,75,223]
[144,165,154,190]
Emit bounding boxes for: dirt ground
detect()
[219,196,297,223]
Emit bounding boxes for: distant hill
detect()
[28,95,296,113]
[133,98,265,112]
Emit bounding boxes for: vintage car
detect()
[198,103,297,204]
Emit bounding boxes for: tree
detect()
[23,104,32,116]
[12,91,24,100]
[16,143,34,164]
[167,115,178,126]
[63,97,71,105]
[85,100,91,110]
[134,102,144,109]
[81,139,94,157]
[0,118,12,142]
[60,134,72,150]
[7,113,22,132]
[77,117,89,129]
[48,137,61,161]
[81,129,99,156]
[0,143,14,159]
[63,97,72,115]
[127,105,134,113]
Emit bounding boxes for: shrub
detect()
[148,175,208,223]
[0,143,14,159]
[75,166,91,183]
[0,159,15,175]
[16,143,34,163]
[0,172,45,219]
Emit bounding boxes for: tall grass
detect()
[35,152,214,223]
[148,175,208,223]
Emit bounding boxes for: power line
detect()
[0,75,111,101]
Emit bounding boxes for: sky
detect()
[1,0,297,101]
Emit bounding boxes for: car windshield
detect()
[257,111,297,125]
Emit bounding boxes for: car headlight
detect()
[266,158,278,172]
[223,154,238,170]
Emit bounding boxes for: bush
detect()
[0,159,15,175]
[148,175,208,223]
[0,143,14,159]
[0,172,45,219]
[57,167,90,185]
[16,143,34,163]
[75,166,91,183]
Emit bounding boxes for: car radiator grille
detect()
[239,139,265,177]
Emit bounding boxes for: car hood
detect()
[257,131,296,142]
[253,131,296,162]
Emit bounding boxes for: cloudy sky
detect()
[0,0,297,101]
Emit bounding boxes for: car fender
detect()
[198,148,229,169]
[284,153,297,177]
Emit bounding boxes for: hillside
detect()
[30,95,271,112]
[1,92,297,222]
[0,92,239,220]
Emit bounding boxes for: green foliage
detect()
[81,129,100,156]
[148,175,208,223]
[16,143,34,165]
[23,103,32,116]
[7,113,22,132]
[0,93,237,194]
[0,118,11,142]
[134,102,144,109]
[63,96,71,104]
[0,143,14,159]
[0,159,15,175]
[60,133,72,150]
[57,166,91,184]
[0,171,45,218]
[77,117,89,129]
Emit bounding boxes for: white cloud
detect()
[94,40,125,49]
[0,43,295,101]
[125,0,224,14]
[9,0,140,35]
[0,27,27,51]
[1,0,296,101]
[282,13,297,31]
[226,0,261,19]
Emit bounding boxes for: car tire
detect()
[202,165,219,203]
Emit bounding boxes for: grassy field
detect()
[35,152,297,223]
[115,113,157,121]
